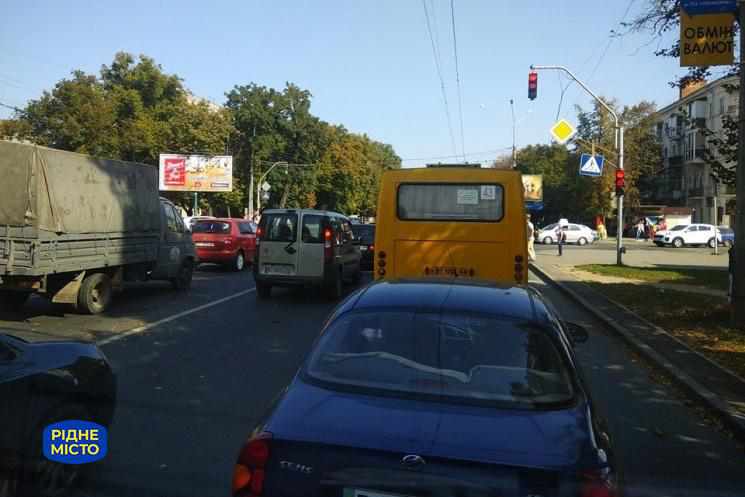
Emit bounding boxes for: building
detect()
[652,77,737,227]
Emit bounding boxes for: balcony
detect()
[667,156,683,166]
[688,186,704,197]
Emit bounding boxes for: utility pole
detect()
[733,0,745,327]
[248,125,256,220]
[510,98,517,169]
[531,64,625,265]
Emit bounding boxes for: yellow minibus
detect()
[374,166,528,284]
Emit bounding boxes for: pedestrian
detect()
[658,216,667,232]
[526,214,536,262]
[649,222,656,242]
[635,220,644,240]
[557,218,568,256]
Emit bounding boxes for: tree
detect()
[573,100,661,218]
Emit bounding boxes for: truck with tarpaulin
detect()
[0,140,196,314]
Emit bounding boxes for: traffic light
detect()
[615,169,625,196]
[528,71,537,100]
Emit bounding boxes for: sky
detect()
[0,0,691,166]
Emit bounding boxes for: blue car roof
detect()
[349,279,543,322]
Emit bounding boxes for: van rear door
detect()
[257,212,299,277]
[297,213,325,278]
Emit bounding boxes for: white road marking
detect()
[97,288,256,346]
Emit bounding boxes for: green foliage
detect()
[515,99,660,224]
[9,52,400,216]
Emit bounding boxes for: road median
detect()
[530,262,745,443]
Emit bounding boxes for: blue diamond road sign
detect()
[681,0,736,16]
[579,153,604,177]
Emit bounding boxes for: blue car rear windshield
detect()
[305,311,574,408]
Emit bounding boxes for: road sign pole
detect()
[732,0,745,327]
[617,126,624,265]
[193,192,198,216]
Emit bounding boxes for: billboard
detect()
[522,174,543,202]
[159,154,233,192]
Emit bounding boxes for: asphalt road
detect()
[2,265,743,497]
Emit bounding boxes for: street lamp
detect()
[255,161,287,214]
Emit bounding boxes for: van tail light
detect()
[368,244,374,251]
[579,467,615,497]
[324,228,333,261]
[232,431,272,497]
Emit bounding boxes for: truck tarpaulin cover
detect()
[0,141,160,234]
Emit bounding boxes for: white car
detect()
[654,223,722,248]
[536,223,595,246]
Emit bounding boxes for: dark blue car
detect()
[232,280,615,497]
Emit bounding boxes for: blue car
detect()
[719,226,735,248]
[232,280,616,497]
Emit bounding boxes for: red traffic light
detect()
[615,169,625,186]
[528,71,537,100]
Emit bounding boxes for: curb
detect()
[530,262,745,444]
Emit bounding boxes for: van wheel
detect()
[256,282,271,299]
[577,237,588,246]
[0,291,30,312]
[233,251,246,272]
[326,269,343,300]
[672,237,684,249]
[77,273,112,314]
[171,261,193,291]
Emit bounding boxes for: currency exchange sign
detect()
[680,11,735,67]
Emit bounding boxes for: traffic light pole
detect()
[530,64,625,265]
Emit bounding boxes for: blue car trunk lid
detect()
[261,380,595,497]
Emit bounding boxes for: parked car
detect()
[536,223,595,245]
[231,279,615,497]
[350,223,375,270]
[719,226,735,248]
[0,332,116,497]
[654,223,722,248]
[184,215,216,231]
[253,209,362,299]
[192,218,257,271]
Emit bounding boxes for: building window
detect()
[720,96,726,115]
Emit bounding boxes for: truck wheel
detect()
[326,268,343,300]
[672,237,684,249]
[77,273,112,314]
[256,281,271,299]
[232,251,246,272]
[171,261,193,291]
[0,291,30,312]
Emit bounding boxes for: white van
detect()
[253,209,362,299]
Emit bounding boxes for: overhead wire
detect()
[402,146,512,162]
[422,0,458,156]
[450,0,466,162]
[569,0,637,110]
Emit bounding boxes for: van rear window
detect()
[262,213,298,242]
[397,184,503,221]
[301,214,324,243]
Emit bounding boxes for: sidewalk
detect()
[531,262,745,442]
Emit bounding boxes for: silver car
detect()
[536,223,595,246]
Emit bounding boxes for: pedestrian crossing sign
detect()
[579,153,604,177]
